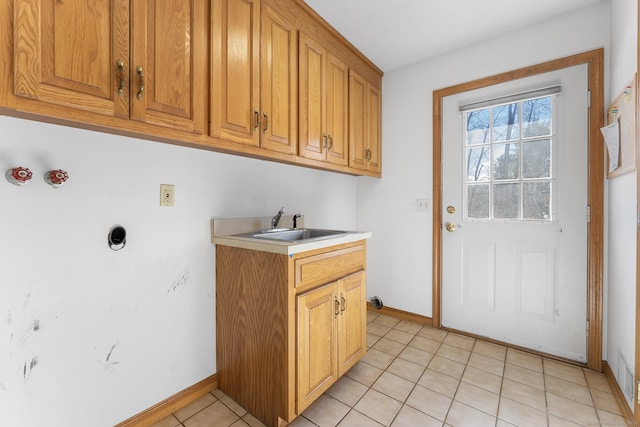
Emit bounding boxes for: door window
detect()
[464,95,554,221]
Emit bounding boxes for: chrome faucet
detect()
[271,207,284,228]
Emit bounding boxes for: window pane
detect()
[463,94,554,222]
[522,97,551,138]
[522,139,551,178]
[468,184,490,218]
[494,183,520,218]
[523,182,551,220]
[466,109,490,145]
[493,143,520,180]
[493,103,519,142]
[466,146,490,182]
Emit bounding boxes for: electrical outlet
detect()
[417,198,430,212]
[160,184,175,207]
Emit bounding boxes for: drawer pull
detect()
[334,298,340,317]
[340,295,346,314]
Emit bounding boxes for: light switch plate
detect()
[160,184,175,207]
[417,198,430,212]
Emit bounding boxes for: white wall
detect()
[358,0,610,317]
[607,0,637,408]
[0,116,357,426]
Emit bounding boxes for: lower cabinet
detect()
[297,270,366,412]
[215,241,367,427]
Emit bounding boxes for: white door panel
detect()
[441,65,588,362]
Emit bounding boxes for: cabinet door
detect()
[211,0,260,146]
[298,33,326,161]
[337,271,367,376]
[14,0,129,117]
[365,83,382,173]
[325,54,349,166]
[130,0,205,133]
[349,69,381,173]
[260,5,297,154]
[348,70,367,170]
[297,283,338,413]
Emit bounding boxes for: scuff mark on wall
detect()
[5,310,11,325]
[17,319,41,347]
[167,269,190,294]
[106,344,118,362]
[22,357,38,382]
[22,290,31,312]
[98,343,121,373]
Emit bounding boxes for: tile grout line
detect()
[364,315,444,426]
[368,316,426,426]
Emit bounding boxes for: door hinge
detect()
[586,205,591,223]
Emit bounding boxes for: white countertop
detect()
[212,231,372,255]
[211,217,371,255]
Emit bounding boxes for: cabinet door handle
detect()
[327,134,333,150]
[254,109,260,131]
[340,295,346,314]
[334,298,340,317]
[136,66,145,100]
[263,113,269,134]
[116,60,126,96]
[322,134,327,149]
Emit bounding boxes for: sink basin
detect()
[237,228,348,243]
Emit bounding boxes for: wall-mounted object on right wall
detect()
[602,73,636,178]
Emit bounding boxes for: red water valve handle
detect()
[45,169,69,187]
[6,167,33,185]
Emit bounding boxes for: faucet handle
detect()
[292,214,301,229]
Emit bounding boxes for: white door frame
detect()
[432,49,605,372]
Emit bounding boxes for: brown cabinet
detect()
[297,270,365,412]
[215,241,367,427]
[13,0,205,133]
[5,0,383,176]
[349,69,382,173]
[211,0,297,154]
[298,32,348,165]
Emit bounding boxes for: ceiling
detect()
[303,0,603,72]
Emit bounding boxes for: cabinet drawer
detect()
[295,245,365,290]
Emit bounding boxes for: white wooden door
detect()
[441,65,589,362]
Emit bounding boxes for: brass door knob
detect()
[445,223,456,232]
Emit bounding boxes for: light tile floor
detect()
[152,312,627,427]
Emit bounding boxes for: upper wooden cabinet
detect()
[298,33,348,166]
[13,0,205,133]
[6,0,382,176]
[211,0,297,155]
[210,0,260,146]
[349,69,381,174]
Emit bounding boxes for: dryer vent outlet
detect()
[370,296,384,310]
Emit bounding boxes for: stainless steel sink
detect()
[236,228,348,243]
